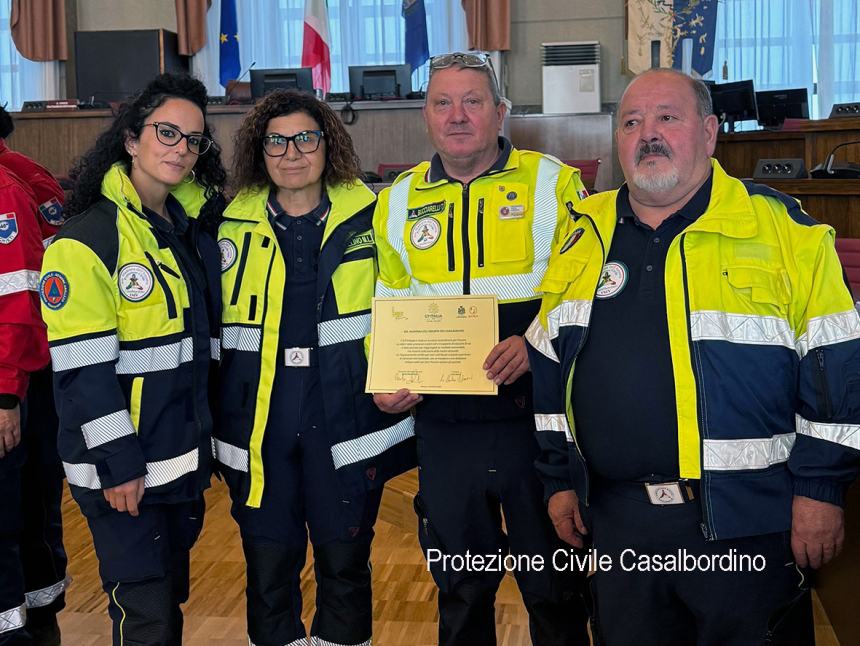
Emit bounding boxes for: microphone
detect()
[810,140,860,179]
[236,61,256,83]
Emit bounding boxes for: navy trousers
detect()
[0,368,66,646]
[415,414,589,646]
[586,482,814,646]
[231,367,382,646]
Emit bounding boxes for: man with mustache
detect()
[372,52,590,645]
[526,67,860,645]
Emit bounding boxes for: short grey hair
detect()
[428,62,503,107]
[621,68,713,120]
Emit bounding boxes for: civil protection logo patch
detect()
[0,212,19,244]
[218,239,237,271]
[118,263,154,302]
[40,271,69,310]
[595,261,628,299]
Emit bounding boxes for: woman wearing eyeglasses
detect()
[39,74,225,645]
[215,89,414,646]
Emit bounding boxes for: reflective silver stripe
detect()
[703,433,795,471]
[318,313,371,347]
[0,602,25,634]
[331,416,415,469]
[213,437,249,473]
[797,309,860,356]
[408,271,544,301]
[249,637,309,646]
[386,176,414,276]
[62,461,102,489]
[25,575,71,609]
[311,637,370,646]
[796,415,860,451]
[525,316,558,362]
[0,269,40,296]
[64,448,199,490]
[50,334,119,372]
[81,410,136,449]
[210,337,220,361]
[689,310,796,352]
[222,326,262,352]
[547,299,592,339]
[532,156,562,263]
[534,413,573,442]
[375,280,411,298]
[116,337,194,374]
[144,449,199,488]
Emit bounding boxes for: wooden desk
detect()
[715,117,860,180]
[750,179,860,236]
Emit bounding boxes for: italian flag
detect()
[302,0,331,94]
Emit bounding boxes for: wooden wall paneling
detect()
[508,113,615,191]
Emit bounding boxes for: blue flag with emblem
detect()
[402,0,429,72]
[219,0,241,88]
[671,0,718,77]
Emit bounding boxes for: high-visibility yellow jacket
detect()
[374,143,587,420]
[40,163,220,515]
[215,181,415,508]
[526,160,860,539]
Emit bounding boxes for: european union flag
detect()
[672,0,718,77]
[219,0,240,88]
[403,0,429,72]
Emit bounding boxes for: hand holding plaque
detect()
[365,295,499,395]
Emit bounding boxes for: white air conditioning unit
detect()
[542,41,601,114]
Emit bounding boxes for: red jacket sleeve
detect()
[0,177,49,397]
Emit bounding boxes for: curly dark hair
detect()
[65,73,227,222]
[0,106,14,139]
[231,89,362,191]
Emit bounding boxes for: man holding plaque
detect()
[371,52,589,645]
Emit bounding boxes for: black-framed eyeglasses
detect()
[143,122,212,155]
[428,51,499,94]
[263,130,325,157]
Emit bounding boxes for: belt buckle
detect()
[285,347,311,367]
[644,482,685,505]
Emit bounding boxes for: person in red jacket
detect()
[0,105,67,646]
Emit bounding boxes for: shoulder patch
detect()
[741,180,819,227]
[0,212,18,244]
[40,271,69,309]
[38,198,64,226]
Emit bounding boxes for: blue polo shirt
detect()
[268,190,329,351]
[570,172,713,482]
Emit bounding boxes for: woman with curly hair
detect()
[39,73,225,645]
[215,89,414,646]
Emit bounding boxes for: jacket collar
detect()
[414,137,519,190]
[100,162,207,219]
[224,180,376,246]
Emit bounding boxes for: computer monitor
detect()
[250,68,315,99]
[348,65,412,100]
[756,88,809,128]
[709,80,758,132]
